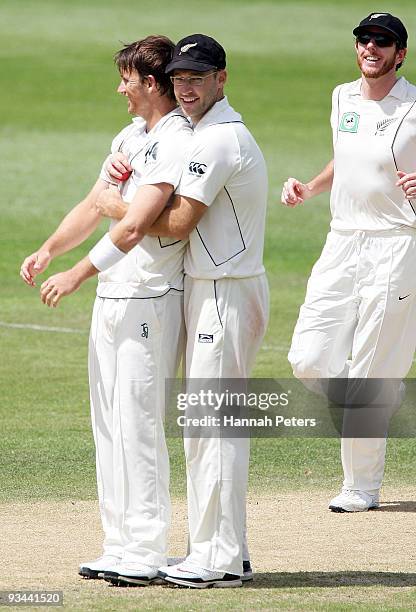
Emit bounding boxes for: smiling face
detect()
[172,69,227,123]
[355,27,407,79]
[117,69,149,116]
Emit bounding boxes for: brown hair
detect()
[115,35,175,100]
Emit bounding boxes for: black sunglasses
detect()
[356,32,398,48]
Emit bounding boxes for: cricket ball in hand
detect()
[112,163,132,182]
[120,170,132,182]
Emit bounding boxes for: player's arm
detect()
[95,152,131,220]
[95,185,129,220]
[281,160,334,207]
[109,182,174,248]
[40,182,174,308]
[20,178,108,286]
[94,177,205,235]
[147,194,206,239]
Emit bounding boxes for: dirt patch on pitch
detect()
[1,488,415,590]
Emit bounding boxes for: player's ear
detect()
[397,47,407,66]
[218,69,227,86]
[145,74,157,91]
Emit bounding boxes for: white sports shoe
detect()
[329,489,380,513]
[78,555,121,579]
[158,559,253,583]
[103,562,159,587]
[157,560,182,575]
[158,560,242,588]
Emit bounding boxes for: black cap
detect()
[353,13,407,47]
[165,34,226,73]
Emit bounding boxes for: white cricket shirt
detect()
[97,108,192,298]
[330,76,416,231]
[177,97,268,279]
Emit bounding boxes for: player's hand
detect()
[396,171,416,199]
[105,152,132,182]
[96,185,128,220]
[40,270,82,308]
[20,250,52,287]
[281,178,312,207]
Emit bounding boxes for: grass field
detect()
[1,0,416,609]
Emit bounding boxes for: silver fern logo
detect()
[180,43,198,54]
[375,117,398,135]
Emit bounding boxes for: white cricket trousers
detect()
[184,274,269,575]
[88,292,184,566]
[289,228,416,493]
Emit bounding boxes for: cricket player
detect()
[145,34,269,588]
[20,35,192,585]
[281,13,416,512]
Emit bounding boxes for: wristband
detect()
[89,233,126,272]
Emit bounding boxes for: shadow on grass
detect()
[247,572,416,588]
[377,500,416,512]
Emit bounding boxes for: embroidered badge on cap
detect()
[180,43,198,54]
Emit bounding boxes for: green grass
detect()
[58,578,416,611]
[1,0,416,609]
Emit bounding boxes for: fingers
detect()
[114,151,131,169]
[396,171,416,198]
[20,255,37,286]
[108,152,132,181]
[20,251,51,287]
[281,178,304,207]
[112,164,132,182]
[110,163,125,180]
[40,278,61,308]
[403,184,416,198]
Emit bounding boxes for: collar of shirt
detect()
[132,116,147,133]
[348,76,409,101]
[131,107,188,136]
[192,96,243,131]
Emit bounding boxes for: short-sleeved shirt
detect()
[97,108,193,298]
[177,97,268,279]
[330,76,416,231]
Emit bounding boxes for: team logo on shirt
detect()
[339,112,360,133]
[198,333,213,343]
[144,142,158,164]
[141,323,149,338]
[375,117,398,136]
[189,161,207,176]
